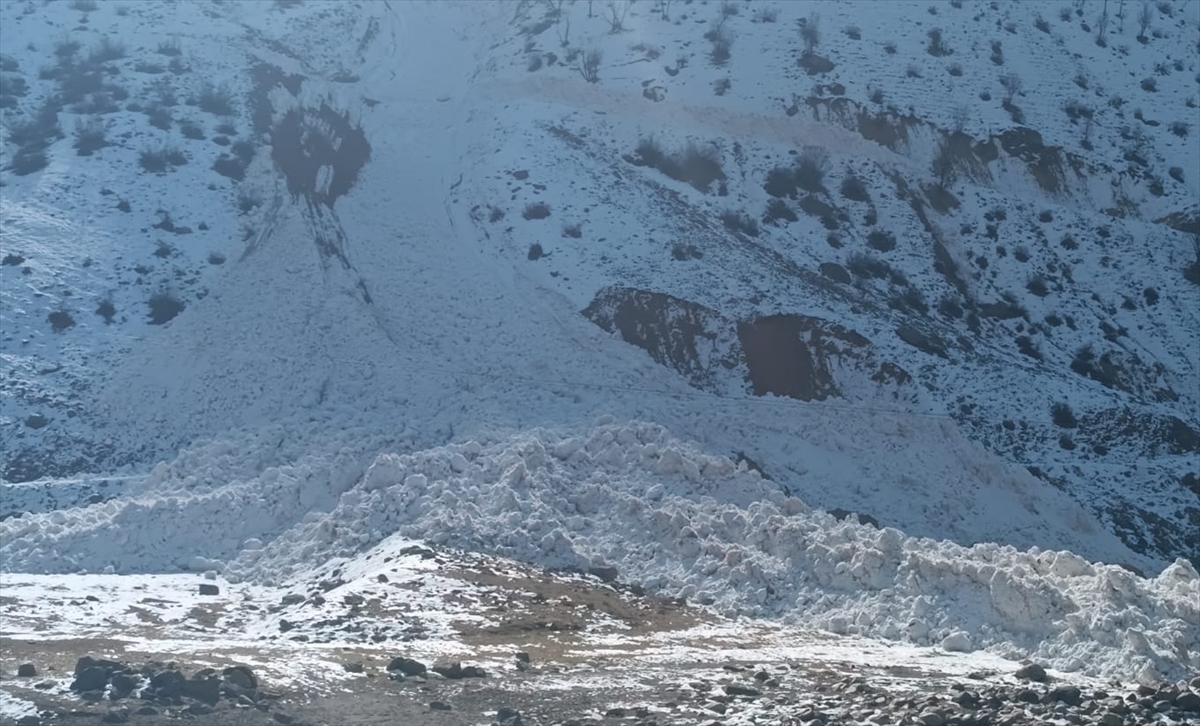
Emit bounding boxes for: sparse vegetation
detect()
[800,13,821,56]
[764,198,797,223]
[156,38,183,56]
[926,28,950,56]
[73,116,107,155]
[139,146,187,173]
[794,148,828,193]
[720,209,759,237]
[840,173,870,202]
[1000,72,1022,103]
[95,298,116,324]
[867,230,896,252]
[523,201,551,220]
[180,119,205,140]
[706,17,734,65]
[527,243,544,261]
[197,83,235,115]
[1169,121,1190,138]
[754,7,777,23]
[577,48,602,83]
[633,137,725,193]
[1027,274,1049,297]
[48,310,75,332]
[147,291,185,325]
[1035,14,1050,32]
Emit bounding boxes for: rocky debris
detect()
[17,662,37,677]
[1014,662,1048,682]
[387,656,427,677]
[493,707,523,726]
[198,583,220,595]
[432,661,487,679]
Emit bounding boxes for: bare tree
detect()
[558,14,571,46]
[1081,114,1095,148]
[1000,72,1023,103]
[1116,0,1126,31]
[605,0,634,32]
[587,0,594,17]
[652,0,672,20]
[800,13,820,56]
[577,48,602,82]
[1096,0,1109,45]
[1137,1,1152,38]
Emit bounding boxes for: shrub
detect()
[212,154,247,180]
[48,310,76,332]
[990,40,1004,65]
[73,116,107,155]
[947,62,962,76]
[1034,15,1050,32]
[1169,166,1184,183]
[488,207,504,223]
[156,38,183,56]
[577,48,602,83]
[88,36,125,63]
[755,7,778,23]
[9,149,48,176]
[197,83,234,115]
[522,201,551,220]
[139,146,187,173]
[867,230,895,252]
[634,137,725,193]
[883,41,896,55]
[527,243,544,260]
[1027,274,1049,297]
[844,26,861,40]
[846,253,891,280]
[720,1,738,16]
[764,198,797,223]
[1141,77,1156,92]
[713,78,731,96]
[868,87,884,104]
[1038,209,1053,223]
[95,299,115,324]
[180,119,204,139]
[147,291,185,325]
[562,222,582,238]
[906,64,922,78]
[926,28,950,56]
[840,173,870,202]
[720,209,759,237]
[795,148,827,193]
[1169,121,1190,138]
[69,0,98,10]
[146,105,172,130]
[208,252,226,265]
[1058,434,1076,451]
[707,21,734,65]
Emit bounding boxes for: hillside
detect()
[1,0,1199,716]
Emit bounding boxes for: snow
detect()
[1,0,1198,695]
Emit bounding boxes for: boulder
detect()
[386,657,427,677]
[1014,663,1047,682]
[17,663,36,677]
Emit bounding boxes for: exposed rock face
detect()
[582,287,913,405]
[582,287,742,393]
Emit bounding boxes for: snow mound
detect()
[3,419,1195,682]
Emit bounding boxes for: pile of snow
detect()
[3,419,1196,682]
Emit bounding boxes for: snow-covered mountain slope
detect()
[0,0,1197,685]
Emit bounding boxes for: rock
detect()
[344,662,365,673]
[135,706,158,716]
[149,669,185,698]
[432,661,486,679]
[493,707,523,726]
[589,565,619,582]
[181,676,221,705]
[110,672,137,698]
[917,712,945,726]
[754,670,770,682]
[431,701,452,711]
[273,714,296,725]
[605,707,626,717]
[376,574,389,583]
[17,663,36,677]
[725,684,761,697]
[72,666,110,692]
[1177,691,1200,712]
[222,665,257,690]
[953,690,980,707]
[16,716,41,726]
[705,702,727,714]
[187,703,214,715]
[279,619,294,632]
[1190,675,1200,691]
[1051,686,1083,706]
[198,583,220,596]
[101,708,129,724]
[1152,699,1173,712]
[386,657,427,677]
[1015,663,1048,682]
[515,652,531,663]
[941,631,974,652]
[280,593,305,606]
[1015,689,1041,703]
[1096,714,1123,726]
